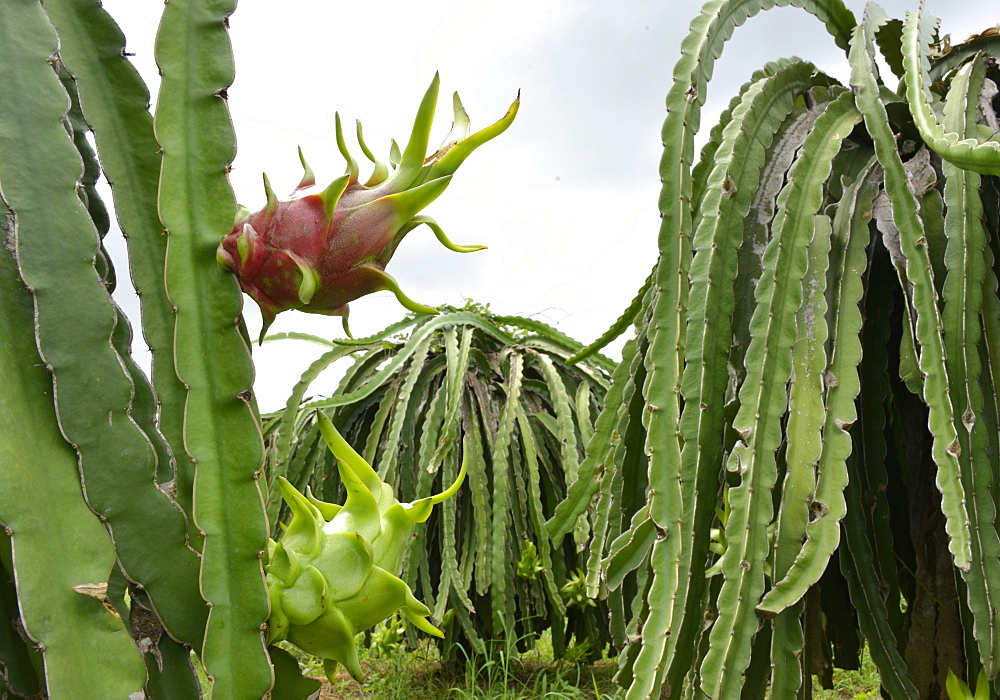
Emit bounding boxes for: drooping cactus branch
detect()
[264,307,614,663]
[550,1,1000,698]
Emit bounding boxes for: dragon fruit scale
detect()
[217,74,519,342]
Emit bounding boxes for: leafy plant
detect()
[947,669,991,700]
[263,305,614,662]
[0,2,511,697]
[553,0,1000,697]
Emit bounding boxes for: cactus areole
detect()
[217,74,518,342]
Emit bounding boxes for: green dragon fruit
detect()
[265,412,466,681]
[217,74,518,342]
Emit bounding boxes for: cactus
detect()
[5,0,1000,697]
[554,1,1000,697]
[264,305,614,662]
[0,1,513,697]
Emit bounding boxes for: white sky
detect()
[97,0,993,413]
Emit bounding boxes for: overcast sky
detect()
[98,0,992,413]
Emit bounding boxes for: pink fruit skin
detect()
[217,186,400,325]
[216,75,519,341]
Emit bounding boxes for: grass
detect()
[284,631,883,699]
[290,630,625,699]
[191,628,882,698]
[812,644,883,700]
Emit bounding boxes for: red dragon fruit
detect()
[217,74,518,342]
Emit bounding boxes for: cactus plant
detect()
[263,305,615,662]
[557,1,1000,697]
[5,0,1000,698]
[0,2,513,697]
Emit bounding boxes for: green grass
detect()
[288,633,883,699]
[191,630,884,698]
[812,644,883,700]
[280,635,881,700]
[291,630,624,699]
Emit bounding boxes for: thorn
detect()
[318,174,351,223]
[292,257,320,305]
[294,147,316,191]
[334,112,359,182]
[263,173,278,217]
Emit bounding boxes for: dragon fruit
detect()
[217,74,518,342]
[266,412,466,682]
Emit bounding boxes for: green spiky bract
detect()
[265,412,465,681]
